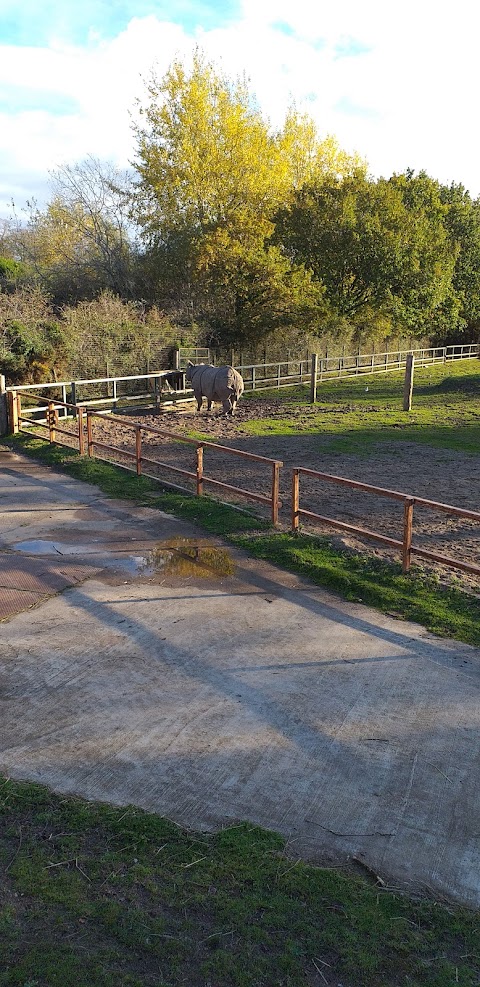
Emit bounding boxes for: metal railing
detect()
[8,388,479,579]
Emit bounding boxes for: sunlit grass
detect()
[241,359,480,454]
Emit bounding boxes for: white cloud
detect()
[1,0,480,218]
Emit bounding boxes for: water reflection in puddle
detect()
[141,538,235,579]
[15,539,72,555]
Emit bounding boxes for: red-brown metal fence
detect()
[13,392,282,525]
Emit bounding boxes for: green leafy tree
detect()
[439,182,480,339]
[275,169,460,339]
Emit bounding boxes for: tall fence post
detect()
[174,349,180,371]
[47,401,57,443]
[78,406,85,455]
[6,389,19,434]
[310,353,318,404]
[196,445,204,496]
[292,469,300,532]
[403,352,415,411]
[70,381,77,419]
[0,375,7,436]
[402,498,414,573]
[154,375,161,411]
[271,462,281,526]
[87,413,94,457]
[135,426,142,475]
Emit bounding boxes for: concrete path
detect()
[1,446,480,907]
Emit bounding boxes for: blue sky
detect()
[0,0,241,46]
[1,0,480,217]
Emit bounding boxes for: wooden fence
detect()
[13,393,282,526]
[7,388,480,581]
[291,467,480,577]
[4,343,479,421]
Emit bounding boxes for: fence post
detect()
[70,381,77,419]
[87,413,94,457]
[0,375,7,436]
[6,389,19,434]
[402,498,414,573]
[196,445,204,496]
[271,462,280,526]
[78,406,85,455]
[174,348,180,371]
[135,426,142,475]
[252,366,256,391]
[292,469,300,532]
[47,401,57,443]
[403,352,415,411]
[310,353,318,404]
[154,376,161,411]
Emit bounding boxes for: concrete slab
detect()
[1,446,480,907]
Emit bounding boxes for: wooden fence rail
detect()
[13,392,282,525]
[291,467,480,577]
[9,389,480,580]
[4,343,479,419]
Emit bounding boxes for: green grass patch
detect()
[242,359,480,454]
[1,776,480,987]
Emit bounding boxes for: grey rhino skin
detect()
[185,363,244,415]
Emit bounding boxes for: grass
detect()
[241,359,480,455]
[2,776,480,987]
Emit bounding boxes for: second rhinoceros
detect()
[185,363,244,416]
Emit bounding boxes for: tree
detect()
[7,158,138,304]
[275,169,461,339]
[439,182,480,339]
[131,52,328,342]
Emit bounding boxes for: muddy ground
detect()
[63,396,479,591]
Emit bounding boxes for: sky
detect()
[1,0,480,218]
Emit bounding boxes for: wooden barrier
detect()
[83,412,283,525]
[12,390,479,578]
[291,467,480,577]
[6,343,479,417]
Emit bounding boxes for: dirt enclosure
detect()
[67,396,479,590]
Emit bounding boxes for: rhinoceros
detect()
[185,363,244,415]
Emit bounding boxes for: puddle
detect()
[141,538,236,580]
[13,537,235,582]
[15,540,71,556]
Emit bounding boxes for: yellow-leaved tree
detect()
[131,51,330,344]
